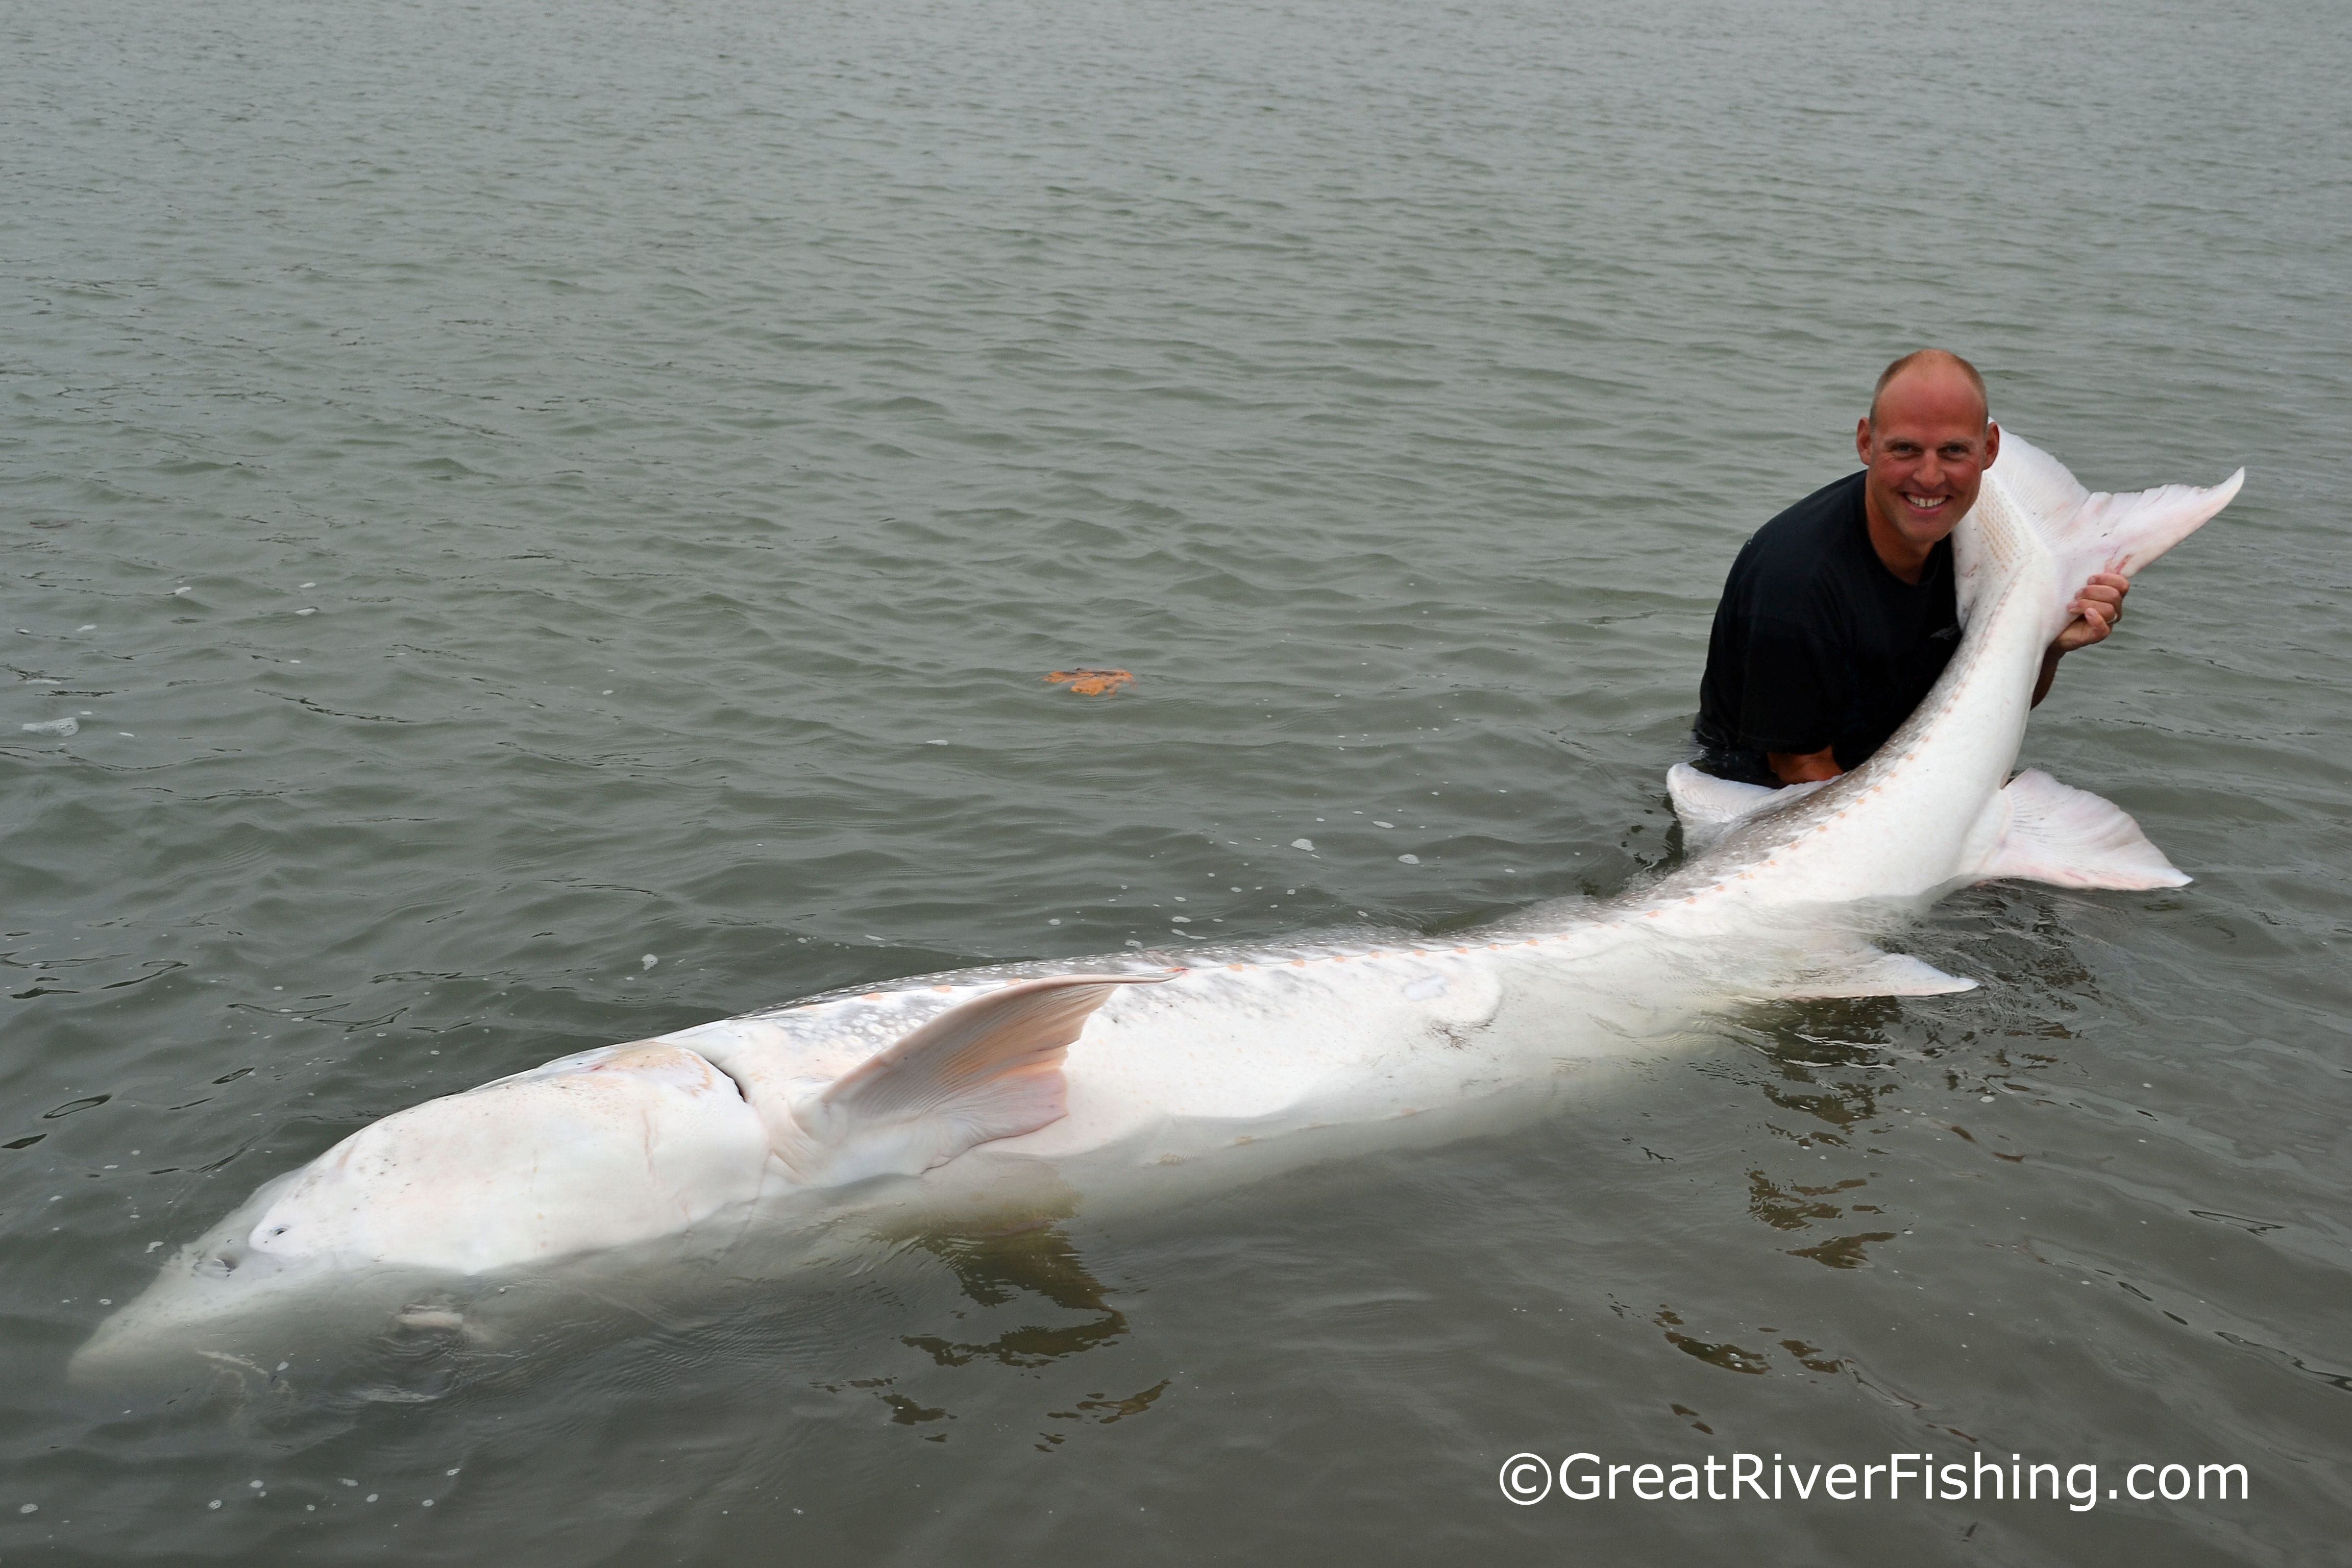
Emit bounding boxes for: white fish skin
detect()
[74,435,2243,1380]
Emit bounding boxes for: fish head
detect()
[72,1042,774,1383]
[67,1170,359,1385]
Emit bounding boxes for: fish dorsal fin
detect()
[1666,763,1826,851]
[1970,769,2190,891]
[792,975,1163,1186]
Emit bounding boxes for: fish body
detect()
[73,436,2242,1380]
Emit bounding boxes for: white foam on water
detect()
[20,718,77,737]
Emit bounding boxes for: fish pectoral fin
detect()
[797,974,1164,1184]
[1973,769,2191,891]
[1665,764,1826,850]
[1773,944,1978,1000]
[1667,764,1774,848]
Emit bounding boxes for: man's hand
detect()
[2032,571,2130,706]
[1768,745,1842,785]
[2054,571,2130,654]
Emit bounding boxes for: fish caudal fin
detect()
[1770,941,1978,1000]
[792,975,1164,1186]
[1991,434,2245,582]
[1971,769,2190,891]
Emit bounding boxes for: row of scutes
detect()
[828,934,1607,1001]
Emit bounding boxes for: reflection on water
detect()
[1645,1306,1771,1376]
[1748,1172,1872,1230]
[902,1223,1131,1370]
[803,1220,1165,1453]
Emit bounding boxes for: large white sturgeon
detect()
[75,436,2242,1380]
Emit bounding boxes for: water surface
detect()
[4,0,2348,1561]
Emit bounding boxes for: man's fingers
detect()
[2052,599,2113,655]
[2053,573,2134,656]
[2068,576,2126,639]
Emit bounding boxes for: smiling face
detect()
[1855,360,2000,581]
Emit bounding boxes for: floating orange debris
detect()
[1046,668,1135,696]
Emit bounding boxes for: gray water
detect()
[5,0,2348,1561]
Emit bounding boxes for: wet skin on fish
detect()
[73,435,2244,1381]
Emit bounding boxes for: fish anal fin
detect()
[1975,769,2190,891]
[1773,945,1978,1001]
[794,975,1163,1185]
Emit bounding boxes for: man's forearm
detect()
[2035,571,2127,707]
[2031,647,2062,708]
[1768,745,1842,785]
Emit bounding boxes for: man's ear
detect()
[1855,415,1874,465]
[1983,421,2001,467]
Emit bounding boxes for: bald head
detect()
[1854,350,2001,579]
[1869,349,1989,429]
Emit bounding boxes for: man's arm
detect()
[1767,745,1842,785]
[1741,606,1851,786]
[1775,573,2132,778]
[2031,572,2129,707]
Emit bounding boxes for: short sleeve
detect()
[1728,612,1848,756]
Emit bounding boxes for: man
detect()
[1693,350,2128,787]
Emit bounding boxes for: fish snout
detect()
[204,1236,289,1279]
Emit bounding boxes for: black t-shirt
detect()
[1693,471,1960,785]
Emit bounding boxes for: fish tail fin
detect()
[1991,432,2244,582]
[1970,768,2190,891]
[791,974,1163,1186]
